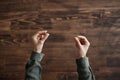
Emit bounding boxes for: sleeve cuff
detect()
[30,51,45,61]
[76,57,89,68]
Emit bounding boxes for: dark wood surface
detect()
[0,0,120,80]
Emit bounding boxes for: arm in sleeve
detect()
[76,57,95,80]
[25,51,44,80]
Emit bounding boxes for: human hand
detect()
[74,36,90,58]
[32,30,50,53]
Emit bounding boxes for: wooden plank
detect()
[0,0,120,80]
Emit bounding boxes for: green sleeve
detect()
[25,51,44,80]
[76,57,95,80]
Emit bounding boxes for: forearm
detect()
[76,57,95,80]
[25,51,44,80]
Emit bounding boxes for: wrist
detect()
[33,44,44,53]
[78,52,86,58]
[33,48,42,53]
[78,55,86,58]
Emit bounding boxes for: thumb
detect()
[74,37,82,48]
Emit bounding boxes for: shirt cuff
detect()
[30,51,45,61]
[76,57,89,68]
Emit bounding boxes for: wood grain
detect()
[0,0,120,80]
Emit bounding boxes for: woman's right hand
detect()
[74,36,90,58]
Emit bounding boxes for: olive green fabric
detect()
[76,57,95,80]
[25,52,95,80]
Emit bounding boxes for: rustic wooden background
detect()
[0,0,120,80]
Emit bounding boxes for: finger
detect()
[74,37,82,48]
[32,30,47,39]
[77,36,90,45]
[42,33,50,41]
[76,35,86,45]
[37,30,47,34]
[35,30,47,37]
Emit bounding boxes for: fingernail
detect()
[45,30,47,32]
[74,37,78,40]
[47,33,50,36]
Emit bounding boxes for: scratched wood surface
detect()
[0,0,120,80]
